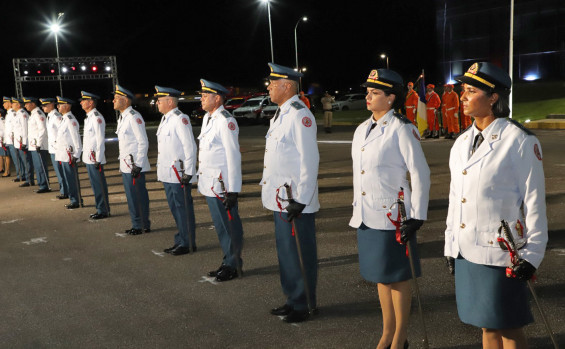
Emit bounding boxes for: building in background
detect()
[436,0,565,84]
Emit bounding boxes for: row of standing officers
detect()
[0,61,549,347]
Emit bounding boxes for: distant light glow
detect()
[523,74,539,81]
[525,119,531,123]
[37,70,41,74]
[50,23,60,33]
[92,66,98,72]
[81,66,87,71]
[71,66,76,71]
[50,69,55,74]
[380,53,386,59]
[105,66,111,72]
[24,70,29,75]
[62,67,68,73]
[447,79,457,85]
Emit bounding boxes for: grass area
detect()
[314,97,565,125]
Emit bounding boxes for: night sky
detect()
[1,0,437,98]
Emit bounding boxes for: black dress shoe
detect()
[65,203,80,209]
[143,228,151,233]
[207,264,226,277]
[35,188,51,193]
[56,194,69,200]
[270,304,293,316]
[163,244,179,253]
[90,213,108,220]
[13,178,21,182]
[170,245,191,256]
[126,228,143,235]
[215,266,239,282]
[19,182,30,187]
[284,309,310,323]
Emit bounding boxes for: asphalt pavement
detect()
[1,123,564,349]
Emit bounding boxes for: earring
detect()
[388,101,391,104]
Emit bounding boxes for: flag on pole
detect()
[416,70,428,136]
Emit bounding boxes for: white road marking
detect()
[22,237,48,245]
[2,219,22,224]
[63,258,72,261]
[552,248,565,256]
[152,250,166,257]
[115,233,127,238]
[198,275,219,285]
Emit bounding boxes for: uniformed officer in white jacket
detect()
[198,79,244,281]
[3,97,20,180]
[350,69,430,349]
[263,63,319,324]
[55,96,83,209]
[24,97,50,193]
[113,85,151,235]
[79,91,110,220]
[12,97,34,187]
[444,62,548,347]
[41,98,68,199]
[154,85,197,256]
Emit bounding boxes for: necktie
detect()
[273,108,281,122]
[471,132,484,154]
[205,115,211,126]
[366,122,377,139]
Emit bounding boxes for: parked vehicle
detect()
[332,93,366,111]
[233,95,270,123]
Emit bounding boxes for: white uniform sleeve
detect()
[94,116,105,162]
[291,112,319,205]
[37,113,48,148]
[514,136,547,268]
[219,117,242,192]
[398,123,430,220]
[70,118,82,159]
[22,113,29,146]
[130,115,149,170]
[175,115,197,176]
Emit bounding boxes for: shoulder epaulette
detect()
[221,110,232,118]
[392,111,411,124]
[174,109,182,116]
[291,101,305,110]
[507,118,535,136]
[94,111,100,117]
[67,114,73,119]
[461,124,472,133]
[130,109,137,116]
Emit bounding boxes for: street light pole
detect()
[294,16,308,92]
[51,12,64,97]
[262,0,274,63]
[380,53,389,69]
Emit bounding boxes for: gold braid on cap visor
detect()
[463,73,495,89]
[366,78,393,88]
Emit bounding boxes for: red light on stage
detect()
[92,66,98,72]
[37,70,41,74]
[71,66,76,71]
[50,69,55,73]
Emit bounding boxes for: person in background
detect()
[41,98,68,199]
[445,62,547,348]
[404,82,418,126]
[24,97,50,193]
[441,84,460,139]
[12,97,34,187]
[3,97,18,179]
[350,68,430,349]
[320,91,335,133]
[299,91,311,109]
[425,84,441,138]
[0,108,7,175]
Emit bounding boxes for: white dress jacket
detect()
[260,95,320,213]
[444,118,547,268]
[349,110,430,230]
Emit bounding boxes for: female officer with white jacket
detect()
[445,62,547,348]
[350,69,430,349]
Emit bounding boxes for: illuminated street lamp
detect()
[294,67,307,92]
[294,16,308,72]
[380,53,389,69]
[49,12,65,96]
[261,0,274,63]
